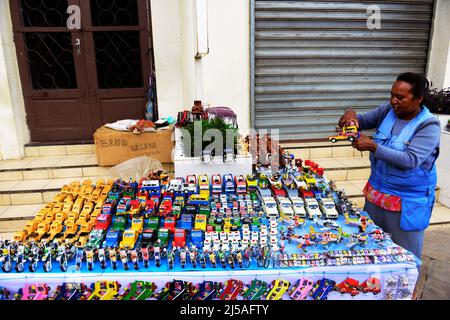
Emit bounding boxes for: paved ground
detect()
[416,224,450,299]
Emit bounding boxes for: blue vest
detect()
[368,106,438,231]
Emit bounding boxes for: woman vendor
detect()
[339,72,441,262]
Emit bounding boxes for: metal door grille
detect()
[251,0,434,141]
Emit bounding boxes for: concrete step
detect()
[282,141,370,159]
[0,154,175,182]
[24,144,95,157]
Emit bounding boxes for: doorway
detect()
[10,0,155,142]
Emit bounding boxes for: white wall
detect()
[427,0,450,89]
[0,0,28,159]
[150,0,251,133]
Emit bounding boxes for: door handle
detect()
[73,38,81,55]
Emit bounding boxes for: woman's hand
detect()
[339,110,359,128]
[352,133,377,152]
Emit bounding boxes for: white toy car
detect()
[305,198,322,219]
[262,197,279,218]
[277,198,294,220]
[319,198,339,219]
[290,196,307,218]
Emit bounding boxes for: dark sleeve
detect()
[356,103,391,130]
[374,118,441,170]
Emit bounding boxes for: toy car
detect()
[172,228,187,248]
[218,279,244,300]
[246,174,258,192]
[145,216,160,231]
[163,216,177,233]
[191,281,223,300]
[131,216,144,234]
[119,229,139,249]
[311,278,336,300]
[119,281,157,300]
[211,174,222,194]
[198,174,210,194]
[241,279,268,300]
[101,200,116,215]
[15,284,51,300]
[335,278,360,296]
[88,281,120,300]
[289,278,314,300]
[277,197,294,220]
[194,214,207,231]
[290,196,307,217]
[305,198,322,219]
[358,277,381,295]
[129,199,143,217]
[140,229,157,247]
[111,215,128,231]
[223,174,235,194]
[94,214,112,230]
[262,197,279,218]
[319,197,339,219]
[179,214,193,230]
[104,229,122,248]
[144,199,156,217]
[116,198,131,215]
[265,279,290,300]
[329,125,359,143]
[234,175,247,194]
[157,228,170,246]
[48,282,88,300]
[156,280,196,300]
[190,229,204,249]
[86,229,106,249]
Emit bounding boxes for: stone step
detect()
[0,154,175,181]
[24,144,95,157]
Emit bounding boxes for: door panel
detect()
[10,0,153,143]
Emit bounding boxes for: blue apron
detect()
[368,106,438,231]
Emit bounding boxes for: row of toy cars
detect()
[0,276,389,300]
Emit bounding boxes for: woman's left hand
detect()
[352,133,377,152]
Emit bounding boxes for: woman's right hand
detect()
[338,110,359,128]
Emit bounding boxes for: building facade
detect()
[1,0,449,159]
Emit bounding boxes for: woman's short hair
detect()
[396,72,430,99]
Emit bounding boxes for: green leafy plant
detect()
[181,118,239,157]
[424,88,450,114]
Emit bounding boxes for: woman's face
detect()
[390,81,423,119]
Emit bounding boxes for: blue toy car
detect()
[179,214,193,231]
[311,278,336,300]
[223,174,235,194]
[104,229,123,247]
[102,200,117,215]
[190,229,204,249]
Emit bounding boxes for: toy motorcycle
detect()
[0,242,12,273]
[108,247,118,270]
[119,249,129,270]
[97,248,107,270]
[243,246,251,268]
[198,251,206,269]
[167,248,174,270]
[154,246,162,268]
[227,251,235,269]
[56,243,68,272]
[75,248,84,271]
[130,250,139,270]
[218,250,226,269]
[14,243,26,273]
[208,251,217,268]
[41,242,54,273]
[141,246,150,268]
[179,248,187,268]
[189,247,197,268]
[28,242,40,272]
[85,248,94,271]
[235,250,243,268]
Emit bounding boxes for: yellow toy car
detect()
[88,281,120,300]
[51,203,63,214]
[54,211,68,223]
[13,230,28,242]
[81,200,94,215]
[51,193,67,204]
[265,279,291,300]
[194,214,207,231]
[131,216,144,234]
[24,221,40,235]
[33,209,47,223]
[66,211,79,223]
[119,229,139,249]
[328,125,360,143]
[302,174,316,187]
[44,211,56,224]
[60,221,78,242]
[71,197,85,214]
[29,221,50,242]
[47,221,63,241]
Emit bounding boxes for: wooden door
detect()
[10,0,154,143]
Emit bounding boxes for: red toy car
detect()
[218,279,244,300]
[211,174,222,194]
[270,185,287,198]
[163,216,177,233]
[172,228,187,248]
[94,214,112,231]
[158,198,173,217]
[234,175,247,194]
[335,278,360,296]
[299,188,314,199]
[358,277,381,295]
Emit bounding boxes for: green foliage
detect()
[181,118,239,157]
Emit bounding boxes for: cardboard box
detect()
[93,126,174,166]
